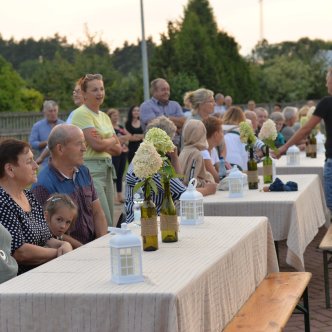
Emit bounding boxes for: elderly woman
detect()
[71,74,122,226]
[184,88,215,121]
[179,119,217,194]
[0,139,72,274]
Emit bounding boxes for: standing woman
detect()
[106,108,131,204]
[71,74,122,226]
[0,139,72,275]
[125,105,144,163]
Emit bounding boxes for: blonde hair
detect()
[223,106,246,125]
[184,88,214,115]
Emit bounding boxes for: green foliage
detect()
[0,55,42,112]
[260,56,315,102]
[150,0,257,103]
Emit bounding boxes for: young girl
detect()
[44,194,78,241]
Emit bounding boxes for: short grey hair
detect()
[48,124,81,152]
[150,78,168,95]
[282,106,298,120]
[43,100,58,112]
[215,93,224,101]
[270,112,285,122]
[145,116,177,139]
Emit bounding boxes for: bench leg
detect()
[274,241,280,265]
[323,250,330,308]
[303,287,310,332]
[295,287,310,332]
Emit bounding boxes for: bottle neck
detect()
[163,179,171,198]
[249,147,254,159]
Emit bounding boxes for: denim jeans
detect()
[324,158,332,212]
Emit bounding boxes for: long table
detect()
[0,217,278,332]
[258,152,325,183]
[204,174,330,271]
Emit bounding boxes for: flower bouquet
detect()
[132,141,162,251]
[258,119,278,184]
[239,121,258,189]
[144,127,181,242]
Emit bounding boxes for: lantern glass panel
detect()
[230,179,242,193]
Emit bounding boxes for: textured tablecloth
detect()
[204,174,329,271]
[258,152,325,183]
[0,217,278,332]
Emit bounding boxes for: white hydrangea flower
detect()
[258,119,277,141]
[144,128,175,155]
[133,141,163,179]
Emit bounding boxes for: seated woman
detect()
[125,116,186,223]
[0,139,72,274]
[202,116,224,183]
[0,224,18,283]
[223,107,249,171]
[179,119,217,193]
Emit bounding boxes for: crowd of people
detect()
[1,68,332,284]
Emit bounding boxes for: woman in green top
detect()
[71,74,122,226]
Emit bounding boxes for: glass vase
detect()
[141,186,158,251]
[263,146,273,184]
[160,179,178,243]
[247,147,258,189]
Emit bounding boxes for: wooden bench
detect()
[319,224,332,308]
[224,272,311,332]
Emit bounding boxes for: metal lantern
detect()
[179,178,204,225]
[286,145,300,166]
[227,165,244,198]
[110,223,144,284]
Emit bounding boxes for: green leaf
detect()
[133,180,145,194]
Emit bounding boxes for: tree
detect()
[260,56,314,102]
[0,55,43,112]
[150,0,257,103]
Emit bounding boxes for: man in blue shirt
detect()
[140,78,186,150]
[29,100,64,167]
[140,78,186,130]
[32,124,108,248]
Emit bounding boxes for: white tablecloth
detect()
[0,217,278,332]
[258,152,325,183]
[204,174,329,271]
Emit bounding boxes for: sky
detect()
[0,0,331,56]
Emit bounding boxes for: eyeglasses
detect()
[83,74,103,81]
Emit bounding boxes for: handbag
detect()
[0,224,18,283]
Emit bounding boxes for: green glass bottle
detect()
[141,188,158,251]
[247,147,258,189]
[305,136,311,157]
[310,133,317,158]
[160,179,178,243]
[263,146,273,184]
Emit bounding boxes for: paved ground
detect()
[278,226,332,331]
[114,203,332,330]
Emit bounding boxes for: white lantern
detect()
[286,145,300,166]
[179,178,204,225]
[227,165,244,198]
[110,223,144,284]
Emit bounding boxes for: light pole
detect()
[140,0,150,101]
[259,0,264,41]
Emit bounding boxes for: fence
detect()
[0,101,313,142]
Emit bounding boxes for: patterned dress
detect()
[0,188,51,274]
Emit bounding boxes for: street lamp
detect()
[140,0,150,101]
